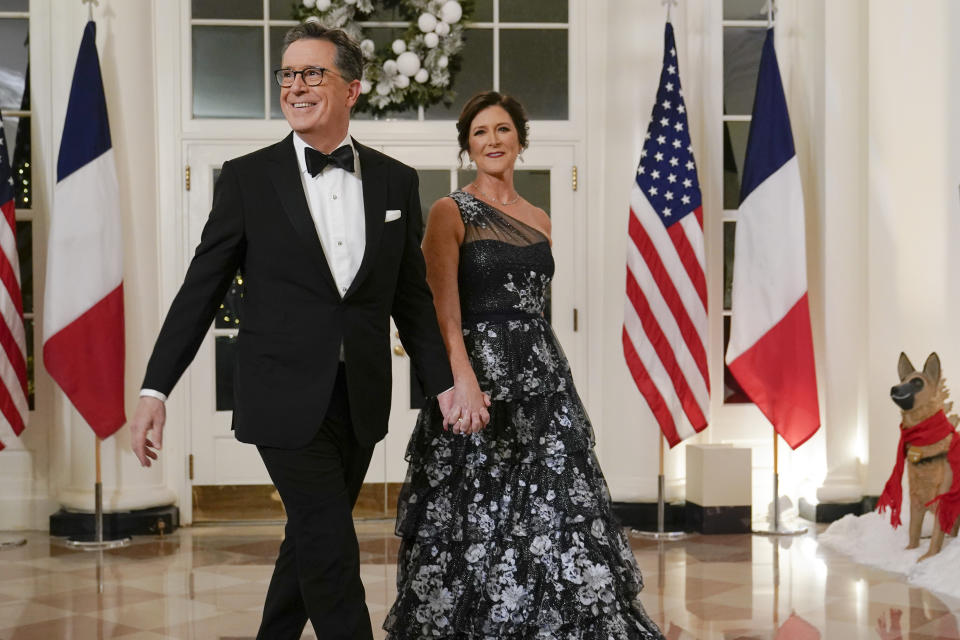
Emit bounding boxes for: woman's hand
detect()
[443,378,491,434]
[421,197,491,435]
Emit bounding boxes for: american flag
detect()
[623,22,709,447]
[0,114,29,450]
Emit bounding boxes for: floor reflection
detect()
[630,528,960,640]
[0,521,957,639]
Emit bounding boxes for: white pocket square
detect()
[385,209,402,222]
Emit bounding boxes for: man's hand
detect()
[437,386,455,420]
[130,396,166,467]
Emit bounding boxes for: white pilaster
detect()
[815,0,867,504]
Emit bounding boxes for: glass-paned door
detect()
[377,143,578,487]
[185,143,271,485]
[184,141,579,492]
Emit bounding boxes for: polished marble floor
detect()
[0,520,958,639]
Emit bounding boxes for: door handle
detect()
[392,330,405,356]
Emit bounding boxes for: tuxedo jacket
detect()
[142,134,453,448]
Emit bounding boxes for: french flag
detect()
[42,21,125,439]
[725,28,820,450]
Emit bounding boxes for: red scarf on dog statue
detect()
[877,410,960,533]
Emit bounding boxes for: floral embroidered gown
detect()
[384,191,664,640]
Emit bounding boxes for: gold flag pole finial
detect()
[763,0,776,28]
[82,0,98,21]
[661,0,678,22]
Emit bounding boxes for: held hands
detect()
[130,396,166,467]
[437,381,491,435]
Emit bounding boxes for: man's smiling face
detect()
[279,38,359,148]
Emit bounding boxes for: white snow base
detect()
[820,505,960,600]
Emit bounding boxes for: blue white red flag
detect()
[725,28,820,449]
[623,22,709,447]
[43,21,126,439]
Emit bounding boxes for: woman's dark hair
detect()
[456,91,530,165]
[281,23,364,83]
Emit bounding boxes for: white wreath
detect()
[296,0,468,115]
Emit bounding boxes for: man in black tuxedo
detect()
[130,24,477,640]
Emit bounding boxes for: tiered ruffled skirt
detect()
[384,319,664,639]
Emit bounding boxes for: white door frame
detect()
[151,0,590,523]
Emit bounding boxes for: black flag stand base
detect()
[62,437,131,551]
[631,434,691,541]
[752,432,808,536]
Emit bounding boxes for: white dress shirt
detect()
[292,133,366,297]
[140,133,366,402]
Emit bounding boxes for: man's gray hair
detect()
[281,23,364,83]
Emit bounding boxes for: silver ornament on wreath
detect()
[293,0,472,116]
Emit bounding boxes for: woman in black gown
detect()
[384,91,664,640]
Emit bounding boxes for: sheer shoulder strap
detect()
[449,190,547,247]
[448,190,487,228]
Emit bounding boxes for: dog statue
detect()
[877,353,960,561]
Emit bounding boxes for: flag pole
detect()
[753,431,806,536]
[632,433,690,541]
[65,435,130,551]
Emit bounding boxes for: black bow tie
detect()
[305,145,354,176]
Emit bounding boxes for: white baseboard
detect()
[606,475,687,503]
[0,495,60,531]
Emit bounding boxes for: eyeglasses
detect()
[274,67,341,88]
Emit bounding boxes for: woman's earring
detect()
[469,158,476,169]
[519,152,525,164]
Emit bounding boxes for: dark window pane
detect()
[192,26,264,119]
[24,317,32,410]
[4,115,30,208]
[723,27,765,116]
[514,169,550,213]
[192,0,262,19]
[500,0,567,22]
[270,0,298,19]
[270,25,287,119]
[16,220,30,313]
[424,28,493,120]
[723,315,751,404]
[0,1,29,10]
[723,220,735,311]
[500,29,567,119]
[456,169,474,190]
[724,0,768,20]
[0,116,14,157]
[215,272,244,329]
[365,4,403,21]
[457,170,552,217]
[0,19,28,110]
[515,169,552,324]
[417,170,452,226]
[723,120,749,209]
[215,335,238,411]
[471,0,493,22]
[353,27,418,120]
